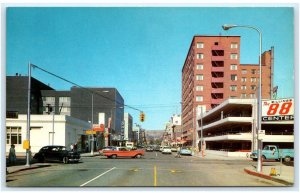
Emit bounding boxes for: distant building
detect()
[182,35,274,146]
[124,113,133,141]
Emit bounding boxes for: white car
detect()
[162,147,172,154]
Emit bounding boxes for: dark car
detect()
[146,146,154,152]
[33,145,80,164]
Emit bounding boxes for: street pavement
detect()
[5,151,294,187]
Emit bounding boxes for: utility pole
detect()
[26,62,31,167]
[91,93,94,155]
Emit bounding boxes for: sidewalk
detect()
[193,152,294,186]
[244,164,294,186]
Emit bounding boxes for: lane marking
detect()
[80,167,116,187]
[154,165,157,187]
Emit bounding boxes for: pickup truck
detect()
[103,146,145,159]
[250,145,294,162]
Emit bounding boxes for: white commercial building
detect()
[6,114,91,155]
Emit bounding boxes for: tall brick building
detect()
[181,35,274,144]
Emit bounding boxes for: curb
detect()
[244,168,293,186]
[7,164,52,174]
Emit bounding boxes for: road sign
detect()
[85,130,96,135]
[258,130,265,140]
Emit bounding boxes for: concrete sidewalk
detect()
[6,163,53,174]
[244,164,294,186]
[193,152,294,186]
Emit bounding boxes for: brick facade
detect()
[181,35,273,142]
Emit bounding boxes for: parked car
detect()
[179,148,193,156]
[162,146,172,154]
[153,145,160,151]
[33,145,80,164]
[103,147,145,159]
[250,145,294,162]
[171,147,178,152]
[146,146,154,152]
[98,146,116,155]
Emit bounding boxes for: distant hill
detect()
[145,130,164,142]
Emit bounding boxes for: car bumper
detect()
[69,158,81,162]
[250,154,257,159]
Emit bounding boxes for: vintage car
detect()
[103,147,145,159]
[179,148,193,156]
[98,146,117,155]
[33,145,80,164]
[161,146,172,154]
[146,146,154,152]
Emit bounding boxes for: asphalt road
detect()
[6,151,284,187]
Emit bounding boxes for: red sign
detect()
[93,124,105,132]
[262,98,294,122]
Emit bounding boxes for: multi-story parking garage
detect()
[197,98,294,157]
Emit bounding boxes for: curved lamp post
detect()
[222,24,262,173]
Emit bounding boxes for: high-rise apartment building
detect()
[181,35,273,144]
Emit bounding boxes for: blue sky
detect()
[6,7,294,130]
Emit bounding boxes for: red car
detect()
[103,147,145,159]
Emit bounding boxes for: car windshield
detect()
[164,147,171,149]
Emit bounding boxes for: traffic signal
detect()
[140,112,145,122]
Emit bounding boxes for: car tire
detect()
[111,155,117,159]
[262,155,266,162]
[63,157,69,164]
[284,156,291,162]
[135,154,142,159]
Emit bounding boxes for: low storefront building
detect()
[6,114,91,155]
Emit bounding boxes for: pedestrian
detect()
[73,143,78,152]
[8,144,16,165]
[70,143,74,151]
[85,142,89,152]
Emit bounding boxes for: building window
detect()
[196,85,204,91]
[230,96,237,99]
[251,69,256,74]
[197,53,204,59]
[250,93,256,98]
[230,53,238,59]
[214,42,219,45]
[196,74,204,81]
[231,43,238,48]
[251,77,256,82]
[241,69,247,74]
[196,96,203,102]
[241,85,247,90]
[230,85,237,91]
[231,74,237,81]
[6,127,22,145]
[196,42,204,48]
[241,77,247,82]
[43,97,55,102]
[196,64,204,70]
[230,64,237,70]
[59,97,70,103]
[241,93,247,98]
[251,85,256,90]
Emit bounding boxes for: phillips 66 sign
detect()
[262,98,294,122]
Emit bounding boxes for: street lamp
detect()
[91,93,94,155]
[222,24,262,173]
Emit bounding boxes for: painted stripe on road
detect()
[80,167,116,187]
[154,165,157,186]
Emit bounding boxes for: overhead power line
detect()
[31,64,142,112]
